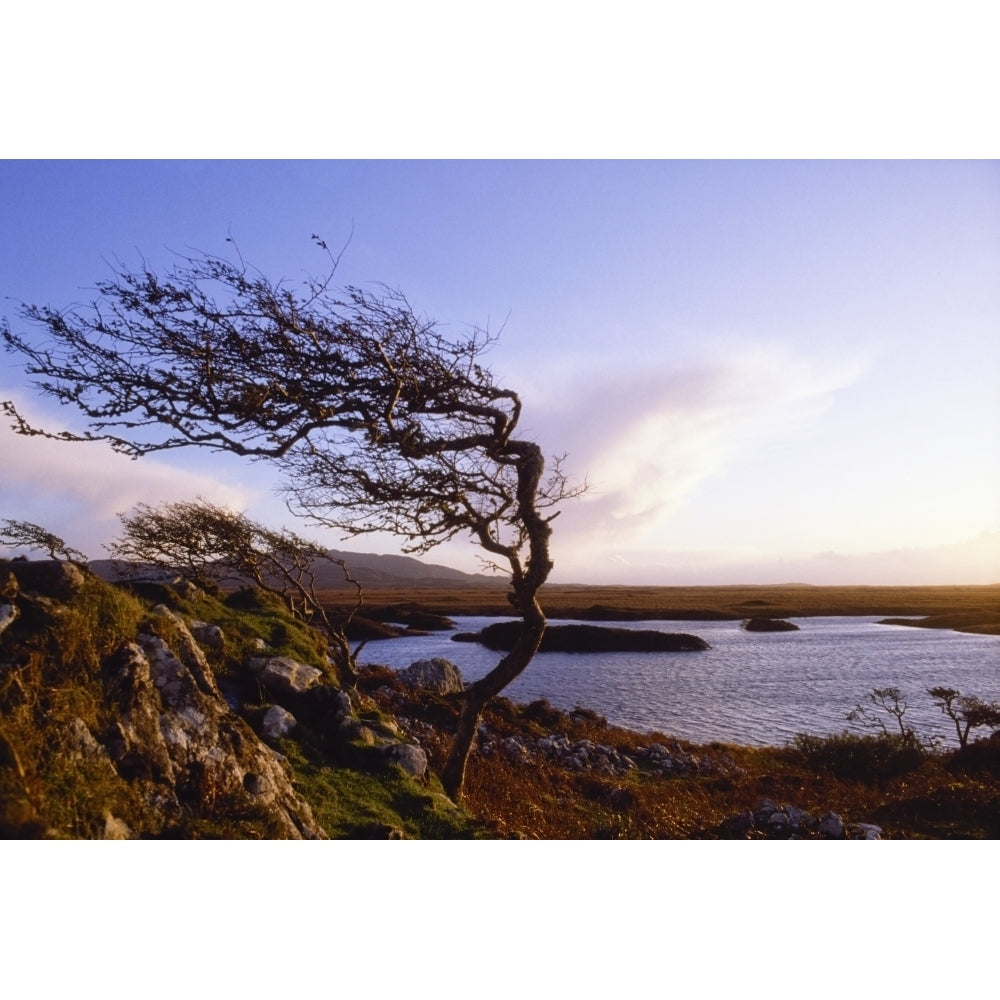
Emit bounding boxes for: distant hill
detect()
[89,548,495,589]
[314,550,494,588]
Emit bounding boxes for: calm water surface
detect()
[360,616,1000,746]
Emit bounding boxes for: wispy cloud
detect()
[521,339,869,555]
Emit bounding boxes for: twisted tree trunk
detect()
[441,598,546,800]
[441,444,553,801]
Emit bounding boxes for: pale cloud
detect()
[1,392,255,559]
[523,340,869,555]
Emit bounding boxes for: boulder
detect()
[6,559,87,601]
[383,742,428,778]
[397,658,464,694]
[0,604,18,638]
[721,809,756,837]
[247,655,324,697]
[818,812,845,839]
[716,801,880,841]
[472,621,709,653]
[189,620,224,649]
[851,822,883,840]
[262,705,297,739]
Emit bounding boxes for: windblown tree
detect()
[847,686,917,745]
[110,499,364,686]
[927,686,1000,749]
[1,239,582,799]
[0,519,88,565]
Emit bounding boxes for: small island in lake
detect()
[742,617,800,632]
[453,620,710,652]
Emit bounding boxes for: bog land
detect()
[321,582,1000,635]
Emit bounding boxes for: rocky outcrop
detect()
[107,608,327,838]
[717,799,882,839]
[3,558,88,601]
[472,727,742,779]
[189,620,224,649]
[0,561,467,838]
[459,621,709,652]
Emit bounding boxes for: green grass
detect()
[276,735,479,839]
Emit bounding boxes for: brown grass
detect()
[322,582,1000,632]
[358,665,1000,839]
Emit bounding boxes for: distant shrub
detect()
[569,706,607,726]
[485,696,519,724]
[224,587,287,612]
[792,731,927,782]
[521,699,565,728]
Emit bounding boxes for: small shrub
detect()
[485,696,519,724]
[569,706,607,726]
[792,731,927,782]
[520,699,565,728]
[947,733,1000,777]
[224,587,287,612]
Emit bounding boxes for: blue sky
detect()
[2,159,998,583]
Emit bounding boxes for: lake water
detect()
[359,616,1000,747]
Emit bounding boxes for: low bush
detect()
[947,732,1000,777]
[791,731,927,782]
[520,699,565,728]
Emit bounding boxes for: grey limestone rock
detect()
[262,705,298,739]
[189,620,224,649]
[397,657,464,695]
[0,603,18,638]
[851,822,883,840]
[109,633,326,838]
[383,742,429,778]
[818,812,846,839]
[247,655,324,697]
